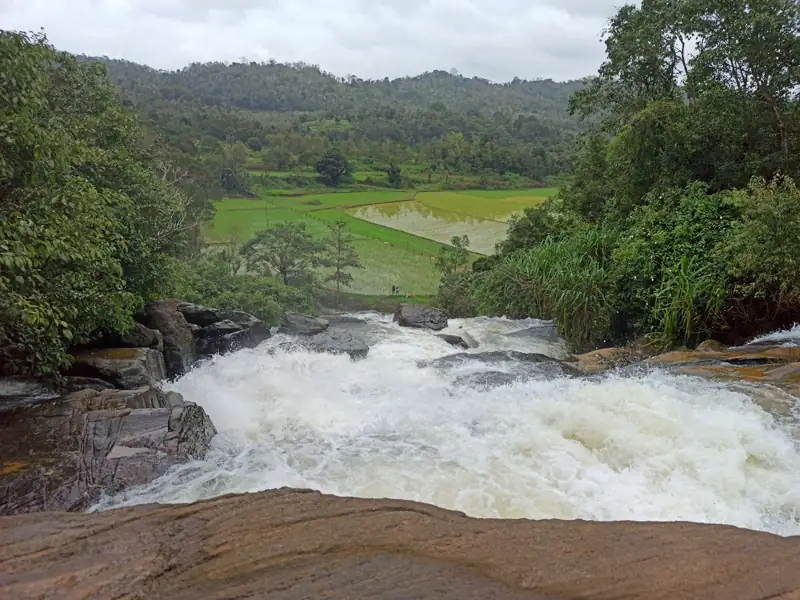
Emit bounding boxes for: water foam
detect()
[93,315,800,535]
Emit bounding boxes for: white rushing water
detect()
[94,314,800,535]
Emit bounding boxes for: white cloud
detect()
[0,0,623,81]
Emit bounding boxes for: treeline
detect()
[439,0,800,349]
[0,31,312,377]
[83,56,585,184]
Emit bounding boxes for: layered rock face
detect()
[0,300,271,516]
[1,489,799,600]
[0,387,215,515]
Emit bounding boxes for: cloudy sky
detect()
[1,0,623,82]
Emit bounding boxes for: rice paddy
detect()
[206,188,554,294]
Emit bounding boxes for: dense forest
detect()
[439,0,800,350]
[84,56,585,189]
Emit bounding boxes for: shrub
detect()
[173,253,313,325]
[612,182,738,338]
[473,227,619,349]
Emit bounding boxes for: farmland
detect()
[206,188,555,294]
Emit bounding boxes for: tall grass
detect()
[473,228,618,349]
[651,255,725,347]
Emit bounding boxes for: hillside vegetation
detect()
[86,56,584,191]
[440,0,800,350]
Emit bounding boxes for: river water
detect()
[93,314,800,536]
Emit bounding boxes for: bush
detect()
[498,198,584,255]
[718,175,800,335]
[612,182,738,341]
[173,253,313,325]
[473,228,619,349]
[434,272,478,318]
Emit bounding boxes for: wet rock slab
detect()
[301,329,369,360]
[423,350,581,379]
[279,312,330,336]
[1,489,799,600]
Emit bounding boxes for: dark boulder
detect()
[0,387,216,515]
[195,316,271,358]
[394,303,448,331]
[197,319,243,339]
[302,330,369,360]
[115,322,163,351]
[138,300,196,379]
[280,312,329,336]
[436,334,470,349]
[68,348,166,390]
[197,328,270,358]
[176,302,223,327]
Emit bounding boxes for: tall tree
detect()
[321,220,363,291]
[566,0,800,220]
[436,235,471,276]
[240,222,324,286]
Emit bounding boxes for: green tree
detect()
[0,31,191,375]
[240,222,324,286]
[436,235,470,276]
[316,149,351,187]
[386,163,403,187]
[321,220,362,291]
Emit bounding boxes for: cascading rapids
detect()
[92,313,800,536]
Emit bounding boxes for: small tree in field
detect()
[387,163,403,187]
[316,149,351,187]
[240,222,324,286]
[436,235,470,276]
[321,220,362,291]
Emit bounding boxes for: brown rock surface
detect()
[68,347,166,389]
[0,489,799,599]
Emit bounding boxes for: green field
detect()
[206,187,554,294]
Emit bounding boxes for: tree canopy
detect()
[0,31,194,375]
[441,0,800,349]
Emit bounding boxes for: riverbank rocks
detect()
[301,329,369,360]
[394,303,448,331]
[279,312,330,335]
[68,348,166,390]
[645,345,800,396]
[0,387,216,515]
[138,300,196,378]
[2,489,799,599]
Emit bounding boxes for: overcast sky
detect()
[1,0,625,82]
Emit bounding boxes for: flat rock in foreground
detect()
[0,489,798,599]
